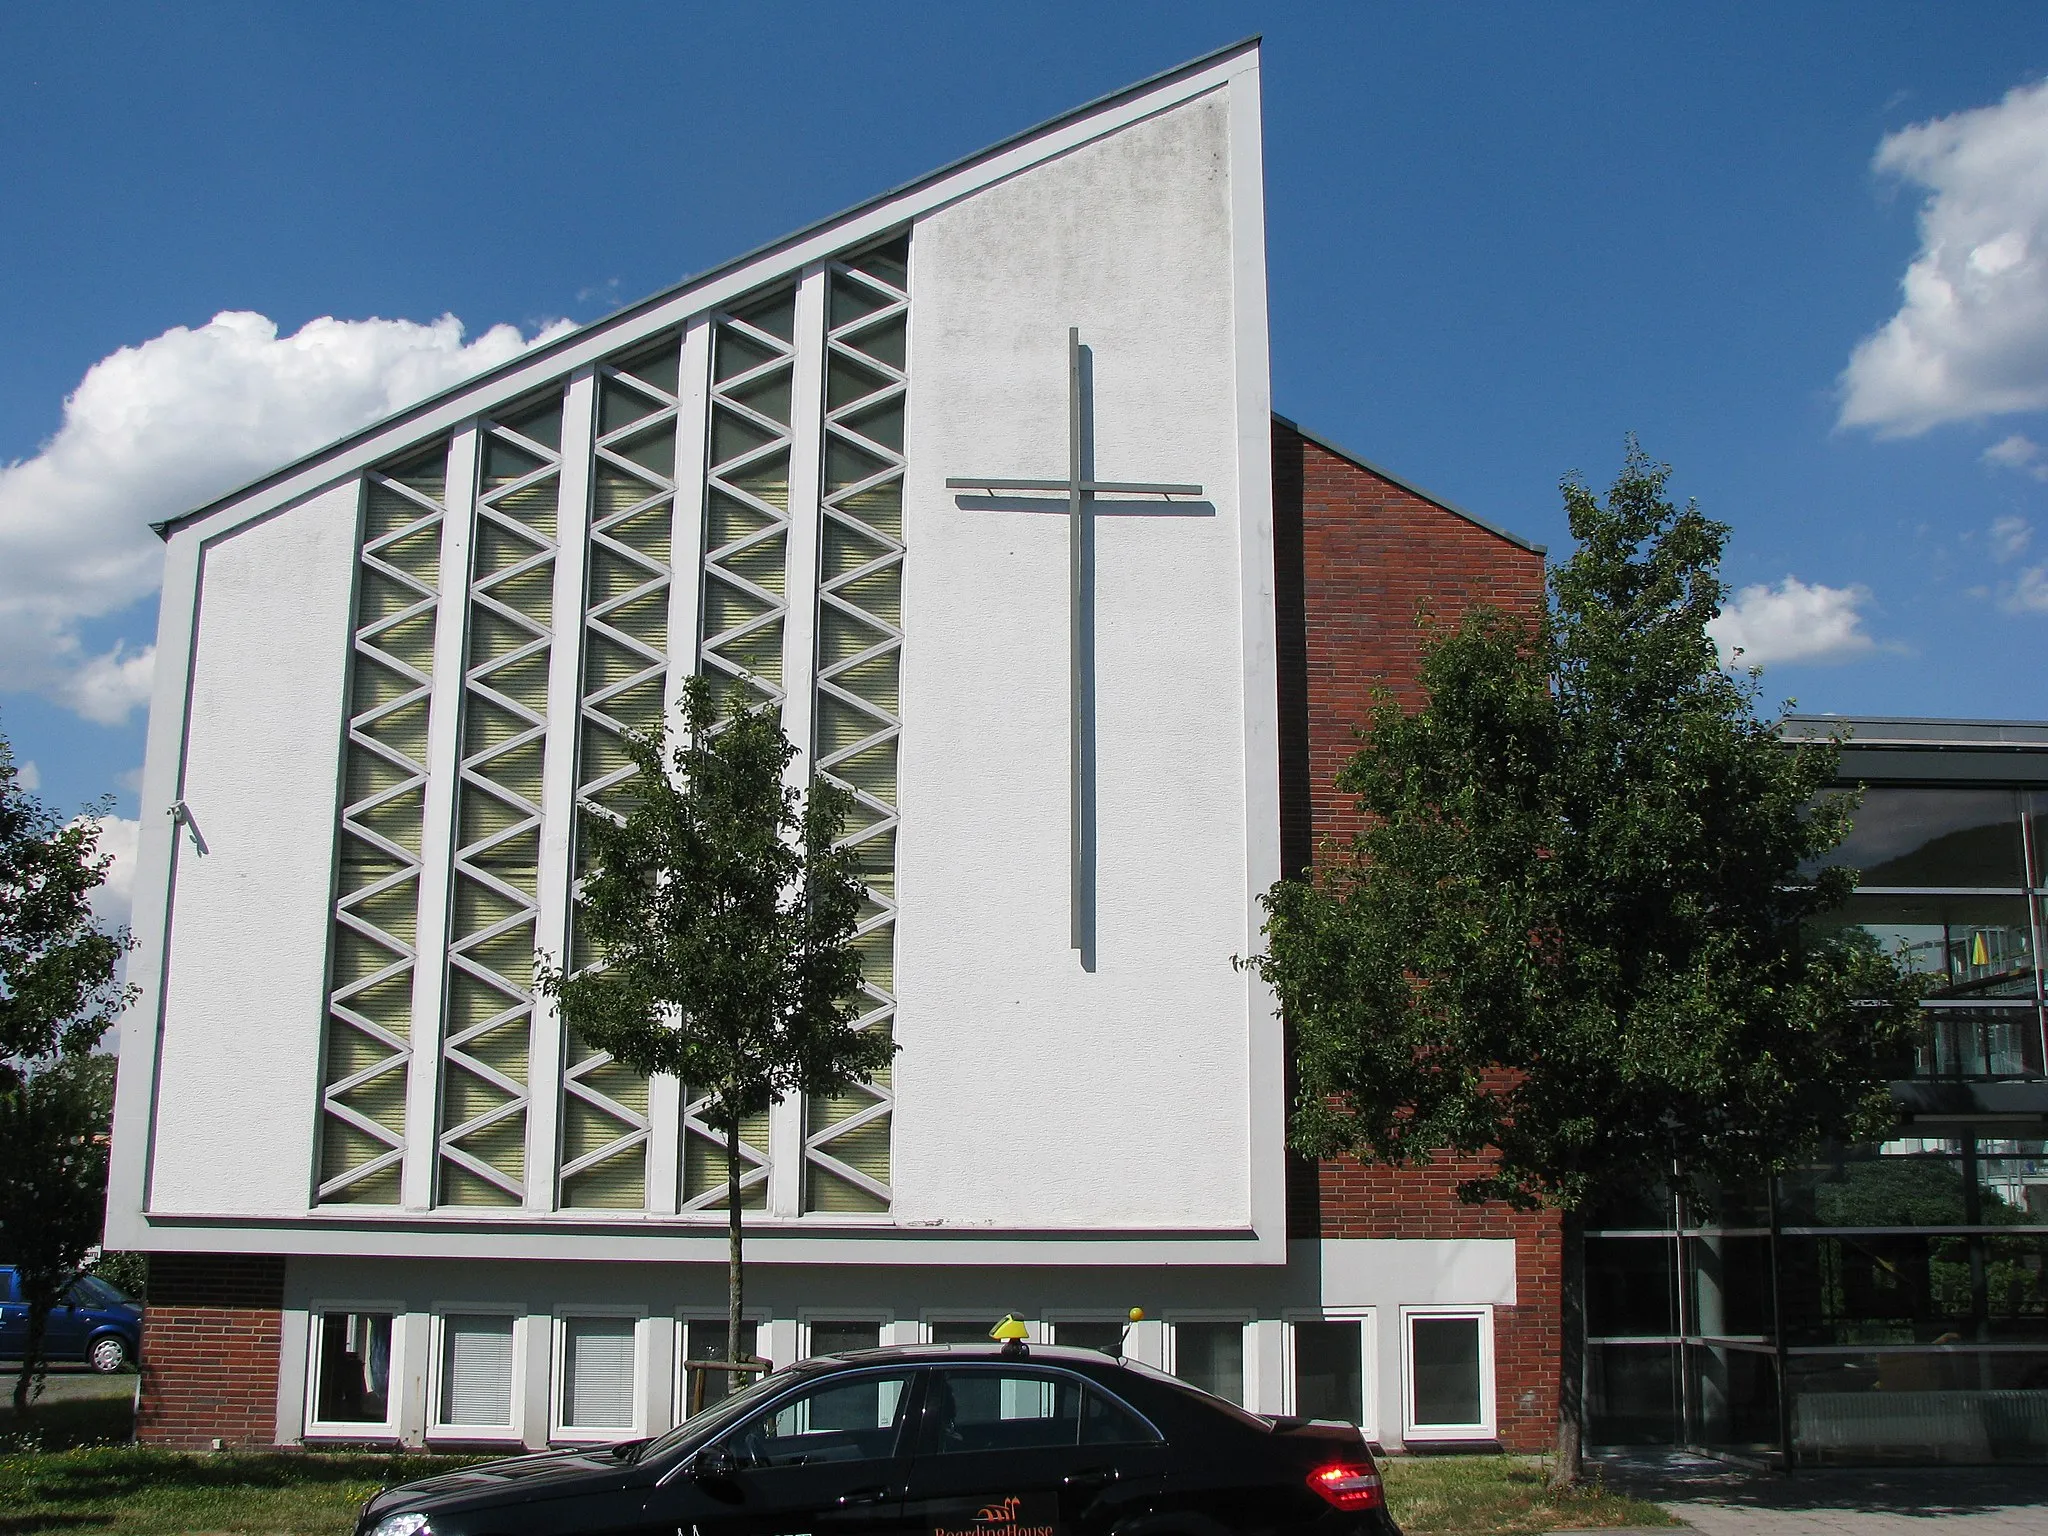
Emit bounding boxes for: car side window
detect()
[726,1371,914,1469]
[1080,1385,1161,1446]
[917,1369,1126,1456]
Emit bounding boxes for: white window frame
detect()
[675,1309,773,1421]
[798,1309,890,1361]
[1163,1313,1253,1406]
[1283,1308,1377,1441]
[551,1307,648,1444]
[303,1301,407,1441]
[1400,1304,1496,1442]
[426,1306,526,1444]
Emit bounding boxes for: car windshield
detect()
[65,1276,128,1307]
[639,1363,816,1460]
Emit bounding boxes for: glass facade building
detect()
[1585,718,2048,1466]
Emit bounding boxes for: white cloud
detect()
[1987,432,2048,478]
[60,642,158,726]
[70,813,139,931]
[1839,78,2048,435]
[75,812,140,1048]
[1708,577,1880,667]
[0,309,570,724]
[16,759,40,792]
[2004,564,2048,613]
[1992,514,2035,561]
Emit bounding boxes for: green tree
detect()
[0,739,132,1065]
[538,676,891,1378]
[89,1248,149,1301]
[0,1033,120,1412]
[1242,444,1921,1481]
[0,732,135,1415]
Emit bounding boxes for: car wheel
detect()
[89,1335,129,1373]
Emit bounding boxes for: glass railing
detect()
[1912,1006,2046,1081]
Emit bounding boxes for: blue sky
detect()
[5,2,2048,884]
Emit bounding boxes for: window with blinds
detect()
[681,1318,762,1415]
[1292,1319,1366,1425]
[925,1317,998,1345]
[438,1313,517,1429]
[560,1315,638,1432]
[1050,1319,1125,1356]
[805,1319,882,1358]
[1171,1321,1246,1406]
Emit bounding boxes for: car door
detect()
[901,1367,1169,1536]
[42,1279,90,1361]
[681,1366,921,1536]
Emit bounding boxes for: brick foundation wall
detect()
[1273,418,1557,1450]
[136,1254,286,1448]
[1318,1157,1562,1451]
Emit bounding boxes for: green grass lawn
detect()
[1382,1455,1680,1534]
[0,1446,1679,1536]
[0,1448,477,1536]
[0,1372,138,1454]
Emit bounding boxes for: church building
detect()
[106,39,1559,1453]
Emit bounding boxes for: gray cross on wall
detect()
[946,328,1210,970]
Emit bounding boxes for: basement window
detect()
[1403,1307,1495,1441]
[307,1310,397,1436]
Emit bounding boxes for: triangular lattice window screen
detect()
[437,394,565,1207]
[307,228,911,1219]
[679,282,800,1213]
[314,446,447,1205]
[556,337,684,1210]
[805,234,909,1215]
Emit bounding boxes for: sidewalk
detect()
[1596,1450,2048,1534]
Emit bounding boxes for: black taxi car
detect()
[357,1342,1398,1536]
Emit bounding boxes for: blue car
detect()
[0,1267,142,1373]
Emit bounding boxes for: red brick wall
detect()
[1273,420,1546,872]
[1272,419,1557,1450]
[136,1254,286,1448]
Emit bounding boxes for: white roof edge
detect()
[1783,714,2048,748]
[156,36,1263,545]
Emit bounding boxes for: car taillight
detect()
[1307,1462,1383,1510]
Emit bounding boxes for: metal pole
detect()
[1768,1173,1793,1473]
[1067,326,1084,954]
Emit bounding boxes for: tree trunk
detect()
[13,1289,50,1415]
[1549,1207,1586,1488]
[726,1112,745,1371]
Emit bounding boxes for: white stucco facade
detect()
[105,41,1529,1451]
[110,39,1281,1267]
[145,481,359,1215]
[894,92,1262,1233]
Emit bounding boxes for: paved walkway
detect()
[1597,1451,2048,1534]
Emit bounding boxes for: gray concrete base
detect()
[1597,1450,2048,1535]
